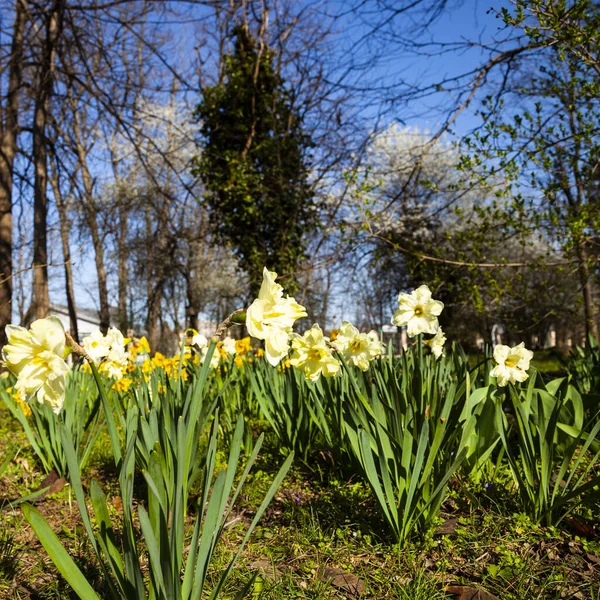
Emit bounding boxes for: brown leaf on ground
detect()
[38,469,59,489]
[567,517,595,539]
[249,558,285,582]
[319,566,365,597]
[435,517,459,535]
[33,469,65,502]
[445,584,500,600]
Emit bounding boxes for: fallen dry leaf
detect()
[445,584,500,600]
[435,517,459,535]
[319,566,365,597]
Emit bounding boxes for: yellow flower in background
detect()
[112,377,133,393]
[138,336,150,354]
[491,342,533,387]
[142,358,153,374]
[246,268,307,366]
[7,387,32,417]
[332,321,384,371]
[329,329,339,342]
[234,355,245,368]
[235,337,252,355]
[217,342,228,360]
[392,285,444,337]
[424,327,446,360]
[129,336,150,360]
[3,316,70,414]
[289,324,340,382]
[254,348,265,359]
[152,352,168,369]
[277,356,292,373]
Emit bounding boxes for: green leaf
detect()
[22,503,101,600]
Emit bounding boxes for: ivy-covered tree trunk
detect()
[194,25,316,295]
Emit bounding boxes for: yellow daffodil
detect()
[9,388,32,417]
[491,342,533,387]
[289,324,340,382]
[332,321,384,371]
[235,337,252,355]
[392,285,444,337]
[112,377,133,393]
[129,336,150,360]
[424,327,446,360]
[3,316,70,414]
[246,268,307,366]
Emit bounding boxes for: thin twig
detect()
[65,331,91,362]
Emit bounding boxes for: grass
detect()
[1,404,600,599]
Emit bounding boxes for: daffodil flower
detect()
[424,327,446,360]
[3,316,70,414]
[490,342,533,387]
[392,284,444,337]
[246,268,307,366]
[82,329,111,363]
[289,324,340,382]
[221,336,237,355]
[332,321,383,371]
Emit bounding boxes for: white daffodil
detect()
[82,329,111,363]
[201,344,221,369]
[332,321,384,371]
[425,327,446,360]
[3,316,70,414]
[85,327,129,380]
[186,329,208,350]
[289,324,340,382]
[392,284,444,337]
[246,268,307,366]
[490,342,534,387]
[100,345,128,380]
[221,336,237,355]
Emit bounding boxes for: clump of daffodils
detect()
[82,327,129,380]
[490,342,534,386]
[332,321,384,371]
[392,284,444,337]
[2,317,70,414]
[289,324,340,382]
[246,268,307,366]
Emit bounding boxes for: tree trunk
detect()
[575,240,599,341]
[117,193,129,332]
[49,160,78,341]
[73,116,110,333]
[31,0,62,322]
[0,0,26,338]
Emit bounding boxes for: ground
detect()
[1,399,599,600]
